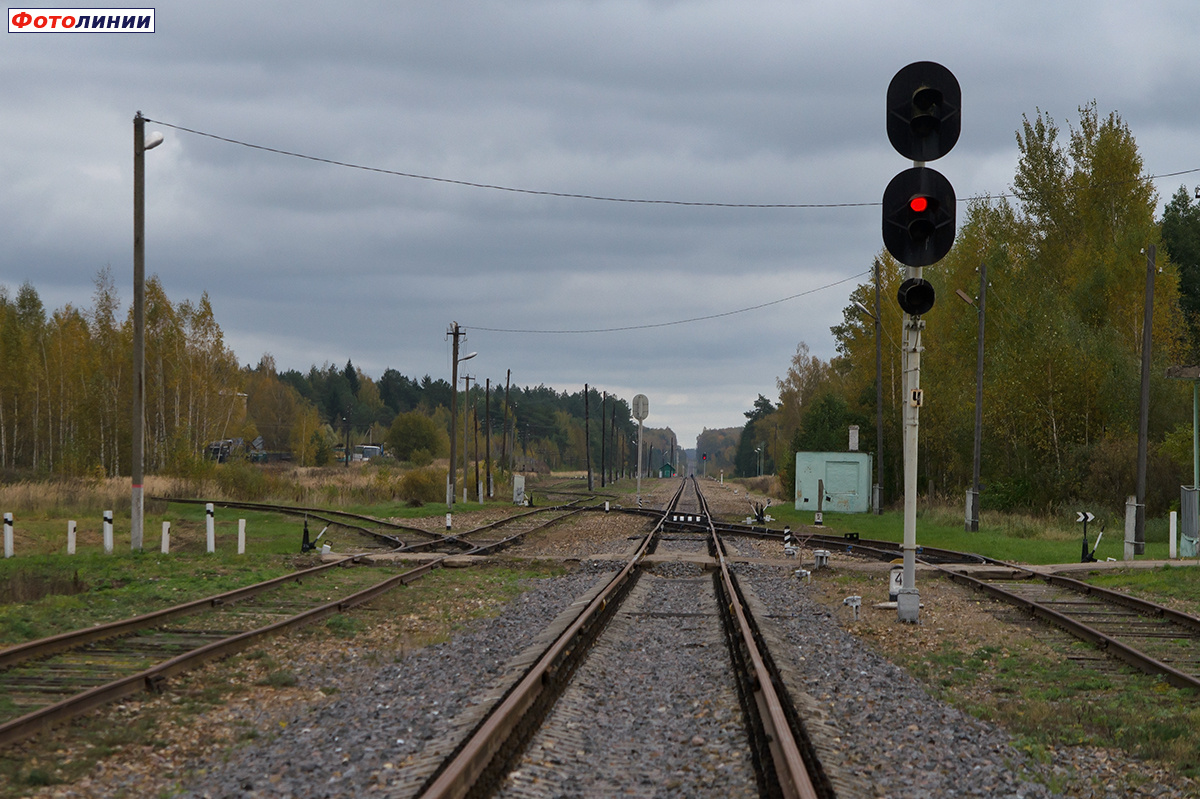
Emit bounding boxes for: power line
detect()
[146,117,1200,210]
[469,271,871,334]
[144,117,870,209]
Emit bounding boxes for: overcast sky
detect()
[4,1,1199,448]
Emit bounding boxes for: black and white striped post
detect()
[206,503,215,553]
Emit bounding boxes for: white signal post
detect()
[898,282,924,623]
[632,394,649,504]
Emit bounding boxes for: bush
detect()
[387,412,448,462]
[398,467,444,506]
[214,461,271,501]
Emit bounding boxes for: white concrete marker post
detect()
[67,520,77,555]
[238,519,246,555]
[4,513,13,559]
[1124,496,1137,561]
[161,521,170,554]
[103,510,113,554]
[206,503,215,554]
[1170,511,1178,560]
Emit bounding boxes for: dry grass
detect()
[0,463,529,517]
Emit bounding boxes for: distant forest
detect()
[0,270,680,476]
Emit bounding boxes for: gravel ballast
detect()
[30,481,1192,798]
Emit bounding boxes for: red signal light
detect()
[909,196,930,213]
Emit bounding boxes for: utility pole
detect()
[502,369,512,473]
[1135,245,1156,555]
[485,378,493,498]
[968,260,987,531]
[462,374,472,503]
[600,391,607,488]
[610,401,617,484]
[447,322,462,508]
[131,112,161,552]
[473,392,481,503]
[585,384,593,491]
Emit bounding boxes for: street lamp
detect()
[132,112,163,552]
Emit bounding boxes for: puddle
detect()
[0,569,88,603]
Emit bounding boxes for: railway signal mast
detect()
[882,62,960,623]
[632,394,649,505]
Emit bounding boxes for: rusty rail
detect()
[692,477,827,799]
[414,482,685,799]
[938,567,1200,691]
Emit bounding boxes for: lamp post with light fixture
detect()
[132,111,163,551]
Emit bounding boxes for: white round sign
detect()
[632,394,649,421]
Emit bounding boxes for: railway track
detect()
[160,496,439,547]
[9,483,1198,794]
[397,497,596,554]
[405,477,832,799]
[939,567,1200,690]
[704,502,1200,694]
[0,500,595,748]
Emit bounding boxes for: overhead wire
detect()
[144,117,1200,209]
[143,117,1200,336]
[468,270,870,334]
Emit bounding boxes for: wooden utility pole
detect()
[473,394,481,503]
[600,391,607,488]
[585,384,593,491]
[1135,245,1156,555]
[485,378,492,498]
[610,401,617,484]
[502,370,511,472]
[447,322,462,508]
[462,374,472,503]
[968,259,987,531]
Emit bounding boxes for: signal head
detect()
[882,167,956,267]
[887,61,961,162]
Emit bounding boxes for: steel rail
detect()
[414,484,685,799]
[1032,571,1200,634]
[0,502,620,751]
[937,567,1200,691]
[693,478,824,799]
[0,550,466,747]
[395,499,594,553]
[622,504,990,565]
[0,556,359,670]
[157,496,429,543]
